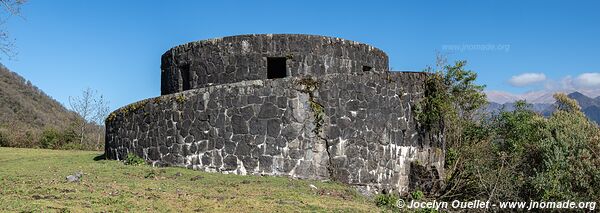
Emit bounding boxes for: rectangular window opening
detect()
[180,64,191,90]
[362,65,373,72]
[267,57,287,79]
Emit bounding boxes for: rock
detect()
[75,171,83,177]
[266,119,281,137]
[66,171,83,183]
[66,175,78,183]
[231,115,248,134]
[355,186,374,198]
[223,155,238,171]
[309,184,318,190]
[258,103,281,119]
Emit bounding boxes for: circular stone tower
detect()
[106,34,444,194]
[160,34,389,95]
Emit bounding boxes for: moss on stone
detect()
[295,77,325,134]
[105,99,150,123]
[309,99,325,135]
[295,77,320,93]
[175,94,186,104]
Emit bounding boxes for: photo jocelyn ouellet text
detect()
[397,199,596,211]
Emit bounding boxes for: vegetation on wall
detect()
[295,77,325,135]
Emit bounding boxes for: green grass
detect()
[0,147,378,212]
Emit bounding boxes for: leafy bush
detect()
[444,148,458,169]
[421,58,600,203]
[528,94,600,201]
[411,190,424,200]
[39,128,79,149]
[40,128,61,149]
[124,153,146,166]
[374,193,398,209]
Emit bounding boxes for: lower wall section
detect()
[105,72,444,194]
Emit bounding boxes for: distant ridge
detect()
[0,65,77,132]
[487,91,600,124]
[568,92,600,124]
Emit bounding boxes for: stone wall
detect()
[160,34,389,95]
[105,71,444,194]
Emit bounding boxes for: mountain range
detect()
[487,91,600,124]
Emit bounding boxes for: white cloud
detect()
[574,73,600,88]
[508,73,547,87]
[490,72,600,103]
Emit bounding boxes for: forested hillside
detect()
[0,65,76,129]
[0,65,101,149]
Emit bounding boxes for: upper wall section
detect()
[161,34,389,95]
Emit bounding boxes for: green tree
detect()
[530,93,600,201]
[449,93,600,202]
[39,128,61,149]
[417,58,489,199]
[419,58,487,148]
[490,101,548,200]
[419,57,600,203]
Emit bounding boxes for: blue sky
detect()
[2,0,600,109]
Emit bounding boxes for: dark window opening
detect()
[267,57,287,79]
[362,66,373,72]
[180,64,191,90]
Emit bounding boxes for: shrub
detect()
[416,57,600,203]
[411,190,424,200]
[444,148,458,169]
[374,193,398,209]
[124,153,146,166]
[39,128,79,149]
[39,128,61,149]
[528,94,600,201]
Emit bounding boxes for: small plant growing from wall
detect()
[295,77,325,134]
[175,94,186,104]
[309,100,325,134]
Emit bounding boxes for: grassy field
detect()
[0,147,381,212]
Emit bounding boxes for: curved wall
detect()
[107,34,444,194]
[106,72,444,193]
[160,34,389,95]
